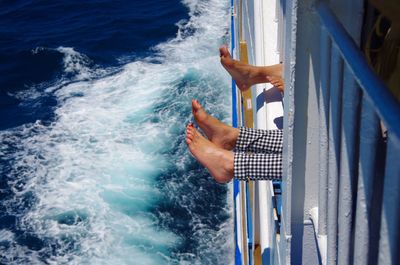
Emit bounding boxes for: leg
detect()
[192,99,283,153]
[186,125,282,183]
[219,46,283,91]
[236,127,283,153]
[234,152,282,181]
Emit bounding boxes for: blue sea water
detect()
[0,0,233,264]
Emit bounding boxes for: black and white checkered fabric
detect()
[233,127,283,181]
[234,152,282,180]
[235,127,283,153]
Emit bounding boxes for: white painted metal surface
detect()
[251,1,282,264]
[327,46,343,265]
[378,138,400,265]
[236,190,244,264]
[232,0,283,264]
[280,0,400,264]
[309,207,327,265]
[232,0,400,264]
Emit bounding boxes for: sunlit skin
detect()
[186,124,234,183]
[188,99,239,183]
[186,47,286,183]
[191,99,239,150]
[219,46,284,92]
[266,75,284,92]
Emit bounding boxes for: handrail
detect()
[231,0,238,129]
[316,1,400,144]
[231,1,244,265]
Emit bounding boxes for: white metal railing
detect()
[252,1,282,265]
[234,0,400,264]
[314,2,400,265]
[280,0,400,264]
[232,0,283,264]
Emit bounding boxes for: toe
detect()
[192,99,201,112]
[186,125,194,135]
[219,46,229,57]
[186,131,194,141]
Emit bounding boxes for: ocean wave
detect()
[0,0,232,264]
[30,46,112,81]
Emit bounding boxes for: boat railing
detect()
[280,0,400,264]
[232,0,284,264]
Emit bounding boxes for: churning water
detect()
[0,0,233,264]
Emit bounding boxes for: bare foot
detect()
[266,75,284,92]
[186,124,234,183]
[192,99,239,150]
[219,46,283,91]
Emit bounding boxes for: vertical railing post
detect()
[316,28,331,265]
[353,97,380,265]
[337,66,361,265]
[318,28,331,239]
[326,46,343,265]
[280,0,299,263]
[378,137,400,265]
[316,1,400,142]
[313,2,400,265]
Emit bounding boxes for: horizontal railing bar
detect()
[316,1,400,144]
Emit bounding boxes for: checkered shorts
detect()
[234,127,283,181]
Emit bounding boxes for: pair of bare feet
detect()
[219,46,284,92]
[186,47,284,183]
[186,100,237,183]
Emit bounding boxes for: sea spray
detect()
[0,0,233,264]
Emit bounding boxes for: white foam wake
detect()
[0,0,233,264]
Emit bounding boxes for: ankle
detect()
[221,151,234,182]
[251,66,269,85]
[229,128,239,146]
